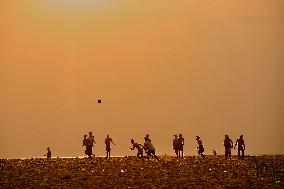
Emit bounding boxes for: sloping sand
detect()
[1,155,283,188]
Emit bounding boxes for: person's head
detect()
[196,136,200,141]
[89,132,92,136]
[179,134,182,138]
[225,135,229,139]
[47,147,50,150]
[107,134,109,138]
[240,135,243,139]
[146,134,149,138]
[84,135,87,138]
[174,135,178,139]
[131,139,134,144]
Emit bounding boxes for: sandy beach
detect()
[1,155,283,188]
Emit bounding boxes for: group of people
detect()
[171,134,246,160]
[44,133,246,160]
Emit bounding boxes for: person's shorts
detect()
[86,146,92,155]
[225,148,231,154]
[106,146,111,152]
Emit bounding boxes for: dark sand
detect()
[1,155,283,188]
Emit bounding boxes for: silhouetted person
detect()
[144,140,159,161]
[82,135,87,146]
[235,135,245,159]
[196,136,205,159]
[224,135,233,160]
[105,134,115,158]
[173,135,178,157]
[130,139,144,159]
[85,132,95,158]
[82,134,89,156]
[213,150,217,156]
[177,134,184,157]
[44,147,51,159]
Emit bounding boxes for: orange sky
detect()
[1,0,284,158]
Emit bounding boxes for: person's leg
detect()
[151,150,159,160]
[238,149,240,159]
[242,149,244,159]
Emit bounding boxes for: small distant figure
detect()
[173,135,178,157]
[130,139,144,159]
[196,136,205,159]
[234,135,245,159]
[213,150,217,156]
[144,134,151,143]
[144,140,159,161]
[83,132,96,158]
[105,134,115,158]
[224,135,233,160]
[98,100,102,103]
[44,147,51,159]
[82,135,87,146]
[177,134,184,157]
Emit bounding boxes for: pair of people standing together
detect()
[173,134,185,157]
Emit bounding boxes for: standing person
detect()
[196,136,205,159]
[44,147,51,159]
[105,134,115,158]
[82,135,88,156]
[234,135,245,159]
[130,139,144,159]
[224,135,233,160]
[86,132,96,158]
[173,135,178,157]
[178,134,184,157]
[82,135,87,146]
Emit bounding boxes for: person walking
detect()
[196,136,205,159]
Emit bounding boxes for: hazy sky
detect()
[1,0,283,158]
